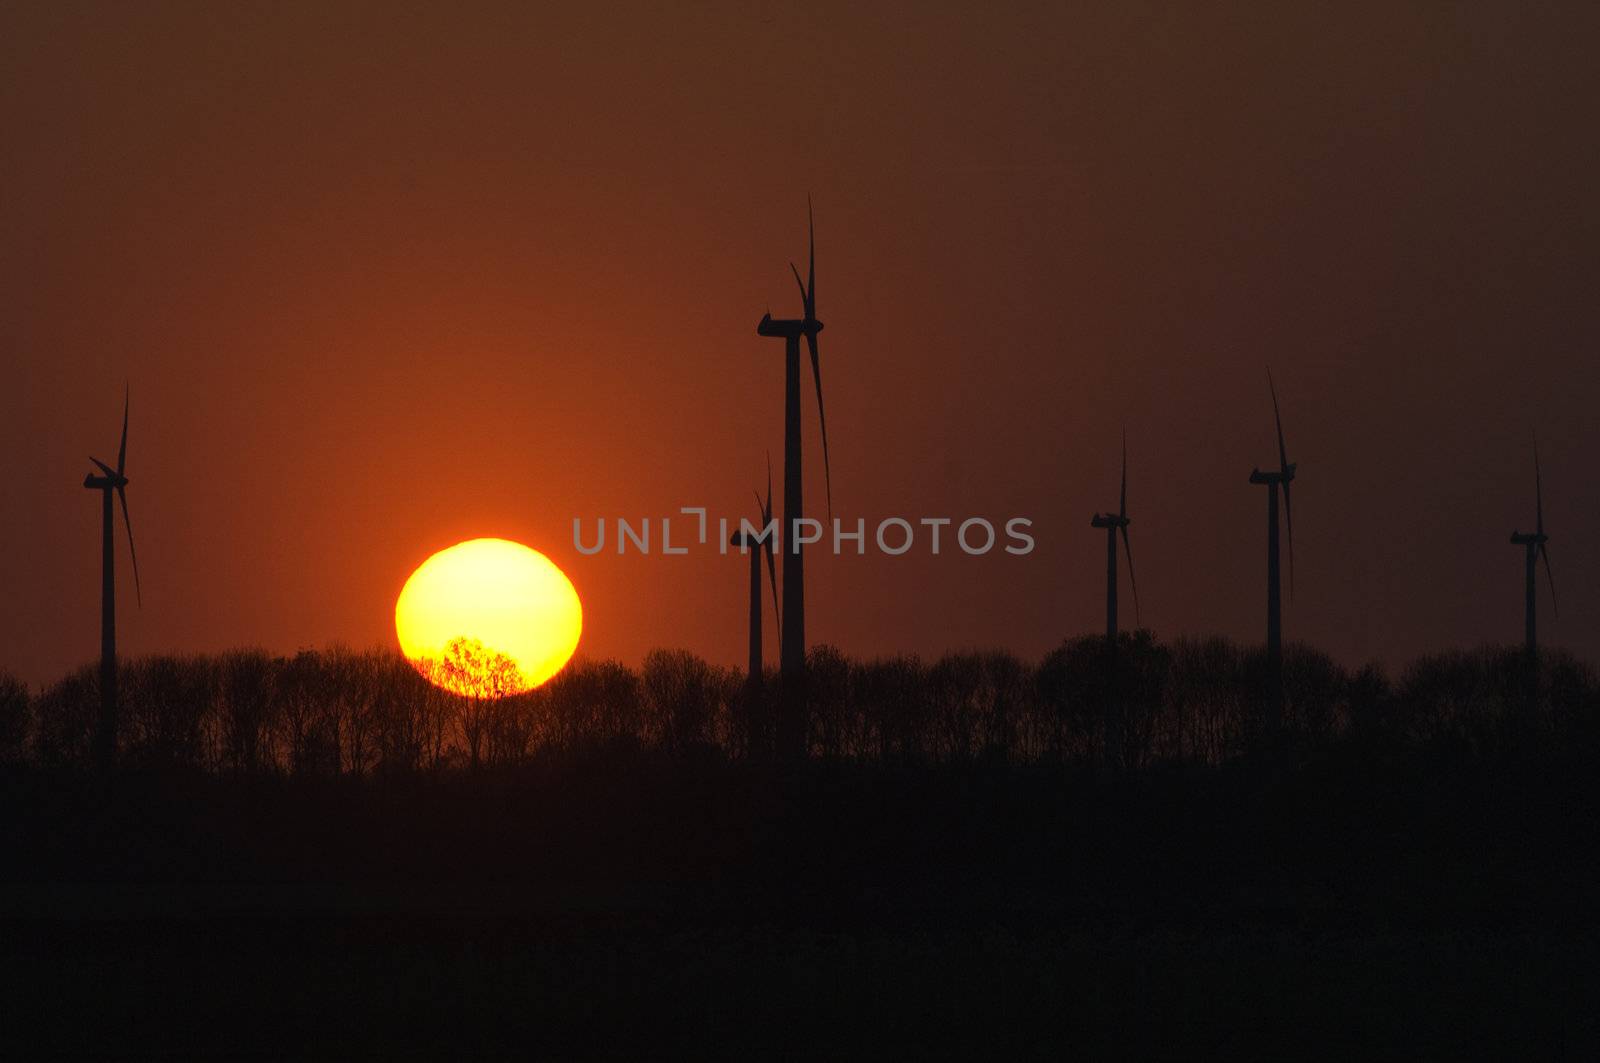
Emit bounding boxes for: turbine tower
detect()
[83,387,142,769]
[730,461,782,759]
[1089,431,1139,644]
[1509,436,1557,659]
[756,199,832,760]
[729,458,781,690]
[1247,371,1295,718]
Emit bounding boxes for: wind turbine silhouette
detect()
[83,387,142,769]
[1509,435,1557,659]
[729,457,782,693]
[1089,431,1138,644]
[1248,371,1295,718]
[756,199,831,759]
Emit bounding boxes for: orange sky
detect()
[3,2,1598,687]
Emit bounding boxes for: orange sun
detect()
[394,538,582,697]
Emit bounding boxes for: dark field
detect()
[4,745,1599,1058]
[4,639,1600,1056]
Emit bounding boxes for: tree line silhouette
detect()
[4,635,1595,776]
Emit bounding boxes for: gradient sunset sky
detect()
[3,2,1598,686]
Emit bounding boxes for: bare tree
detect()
[420,637,525,769]
[642,649,718,754]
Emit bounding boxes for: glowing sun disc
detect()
[395,538,582,697]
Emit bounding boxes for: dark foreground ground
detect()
[3,745,1598,1058]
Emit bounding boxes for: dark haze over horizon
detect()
[3,2,1598,688]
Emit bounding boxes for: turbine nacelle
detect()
[1251,369,1296,603]
[756,313,822,340]
[1512,434,1558,623]
[84,457,127,490]
[736,455,783,644]
[1091,431,1139,628]
[757,198,833,523]
[84,390,142,607]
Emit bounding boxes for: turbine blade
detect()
[117,384,129,475]
[764,536,781,642]
[117,484,142,607]
[806,194,815,318]
[90,457,116,478]
[1534,432,1545,536]
[1120,525,1139,626]
[1282,481,1295,600]
[1540,542,1557,618]
[765,451,773,521]
[807,332,833,519]
[1119,428,1127,517]
[1268,368,1289,475]
[790,261,808,310]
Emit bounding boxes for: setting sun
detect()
[394,539,582,697]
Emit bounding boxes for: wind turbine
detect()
[83,387,142,769]
[729,457,782,690]
[1247,371,1295,717]
[756,198,832,742]
[1509,436,1557,659]
[1089,431,1139,645]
